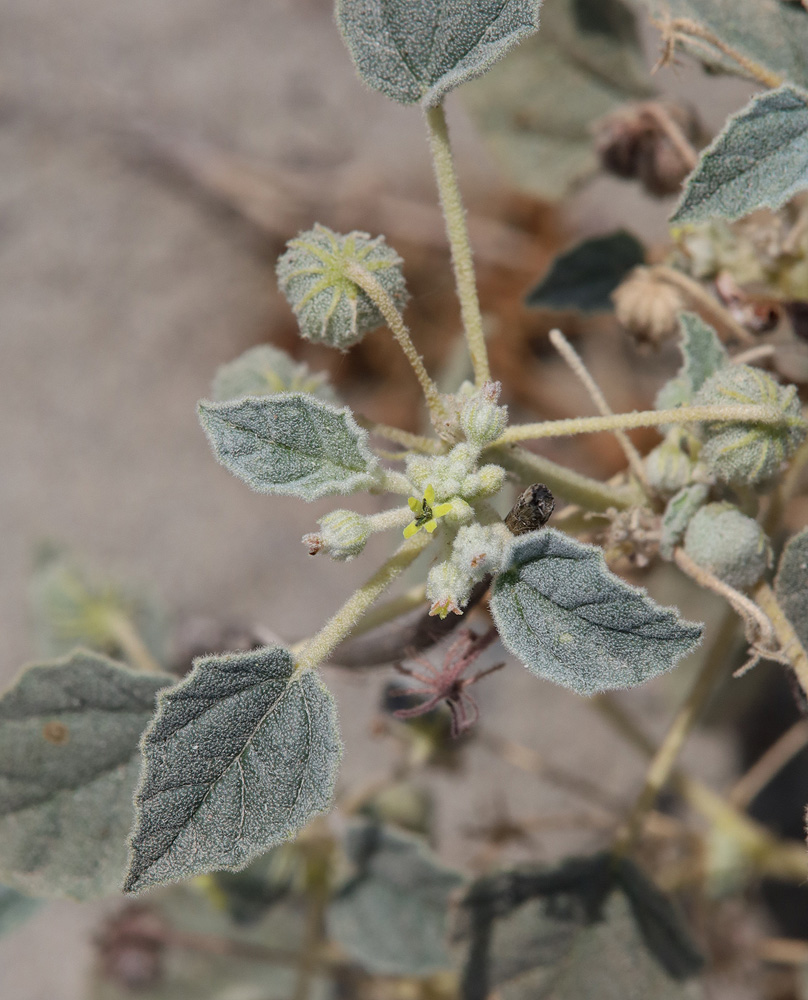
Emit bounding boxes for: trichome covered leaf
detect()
[327,821,464,976]
[673,86,808,224]
[526,230,644,312]
[198,393,381,501]
[211,344,337,404]
[125,646,342,893]
[0,884,41,936]
[490,529,702,695]
[337,0,542,108]
[0,651,166,899]
[775,528,808,652]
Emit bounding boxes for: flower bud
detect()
[613,267,683,346]
[644,428,700,495]
[460,381,508,447]
[303,509,370,561]
[683,502,772,589]
[276,225,408,350]
[426,560,474,619]
[694,364,805,488]
[451,523,511,580]
[460,464,506,501]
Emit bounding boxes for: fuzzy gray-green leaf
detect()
[337,0,542,108]
[198,393,381,501]
[672,87,808,224]
[0,651,165,899]
[211,345,337,404]
[327,822,464,976]
[679,313,728,394]
[775,528,808,652]
[125,646,341,893]
[490,529,702,695]
[0,884,41,936]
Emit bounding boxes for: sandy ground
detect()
[0,2,758,996]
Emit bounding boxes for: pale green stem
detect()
[497,404,803,445]
[594,694,808,883]
[548,328,651,495]
[660,18,784,89]
[652,265,756,346]
[754,582,808,698]
[293,534,431,673]
[343,261,446,428]
[341,583,427,643]
[355,415,444,455]
[488,443,636,513]
[612,607,738,855]
[424,104,490,386]
[106,610,164,675]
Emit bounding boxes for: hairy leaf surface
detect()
[526,230,644,312]
[673,86,808,224]
[125,647,341,893]
[0,651,165,899]
[337,0,542,108]
[464,0,652,199]
[211,345,336,404]
[327,822,464,975]
[678,313,728,395]
[644,0,808,90]
[460,854,702,1000]
[775,528,808,652]
[199,394,380,500]
[491,529,702,694]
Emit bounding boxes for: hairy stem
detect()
[754,582,808,697]
[497,403,801,445]
[425,104,490,385]
[652,266,756,346]
[549,329,651,494]
[294,534,431,673]
[356,415,444,455]
[106,611,164,675]
[612,608,739,854]
[657,17,784,89]
[489,444,636,513]
[344,261,446,428]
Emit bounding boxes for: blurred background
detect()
[0,0,788,996]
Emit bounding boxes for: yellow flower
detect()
[403,484,453,539]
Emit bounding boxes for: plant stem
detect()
[658,17,784,89]
[294,534,431,673]
[612,608,739,855]
[652,266,756,345]
[344,261,447,428]
[106,611,164,675]
[729,719,808,809]
[496,403,801,445]
[754,582,808,697]
[356,415,444,455]
[489,443,636,513]
[424,104,490,386]
[594,694,808,882]
[548,329,651,494]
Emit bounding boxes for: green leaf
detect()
[660,484,709,560]
[463,0,653,200]
[327,822,464,976]
[125,647,342,893]
[29,546,166,665]
[0,884,41,936]
[336,0,542,108]
[672,86,808,224]
[644,0,808,91]
[0,651,166,899]
[775,528,808,652]
[526,230,644,312]
[459,854,702,1000]
[490,529,702,695]
[198,394,381,501]
[678,313,728,395]
[211,345,337,404]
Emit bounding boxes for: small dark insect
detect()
[504,483,555,536]
[390,627,504,738]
